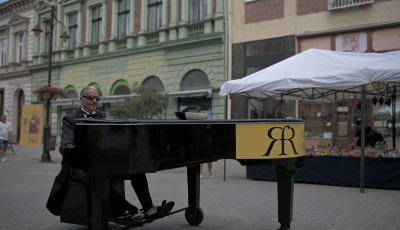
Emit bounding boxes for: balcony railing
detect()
[188,22,205,37]
[147,32,159,45]
[328,0,374,10]
[33,16,223,64]
[116,38,127,50]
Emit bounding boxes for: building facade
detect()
[0,0,35,141]
[228,0,400,149]
[30,0,227,136]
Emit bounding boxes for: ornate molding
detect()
[0,0,35,17]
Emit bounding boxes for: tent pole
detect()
[223,159,226,182]
[360,85,366,193]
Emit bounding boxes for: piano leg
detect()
[276,165,295,230]
[187,165,200,207]
[90,176,111,230]
[186,165,204,225]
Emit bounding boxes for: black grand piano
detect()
[73,118,304,230]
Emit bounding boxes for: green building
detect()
[29,0,228,136]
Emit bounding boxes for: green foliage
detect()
[110,83,169,120]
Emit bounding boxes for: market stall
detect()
[220,49,400,190]
[246,156,400,190]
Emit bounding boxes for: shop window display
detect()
[372,97,400,156]
[300,97,399,158]
[250,96,399,159]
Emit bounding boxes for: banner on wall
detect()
[20,104,43,147]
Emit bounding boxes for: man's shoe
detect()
[110,211,144,227]
[144,200,175,223]
[130,212,144,227]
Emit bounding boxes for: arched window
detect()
[178,69,211,116]
[142,76,164,92]
[182,70,209,91]
[110,80,131,95]
[64,85,78,99]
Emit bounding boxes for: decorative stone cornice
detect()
[0,0,35,17]
[8,14,30,25]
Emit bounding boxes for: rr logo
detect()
[263,125,299,156]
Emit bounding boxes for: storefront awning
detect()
[51,98,80,107]
[168,89,212,98]
[51,95,135,107]
[51,90,212,108]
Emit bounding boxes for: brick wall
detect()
[245,0,284,24]
[297,0,327,15]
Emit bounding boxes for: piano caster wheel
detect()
[185,206,204,226]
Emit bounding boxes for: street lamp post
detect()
[32,4,69,162]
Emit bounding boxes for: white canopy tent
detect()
[220,49,400,192]
[220,49,400,101]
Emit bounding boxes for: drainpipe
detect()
[225,0,232,119]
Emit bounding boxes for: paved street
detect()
[0,144,399,230]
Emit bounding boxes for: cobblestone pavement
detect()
[0,144,399,230]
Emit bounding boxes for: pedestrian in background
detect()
[0,114,13,162]
[356,126,384,148]
[200,162,214,179]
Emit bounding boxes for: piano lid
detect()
[75,118,304,125]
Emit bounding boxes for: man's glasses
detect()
[82,95,100,101]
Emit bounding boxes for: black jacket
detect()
[356,131,384,148]
[46,108,105,215]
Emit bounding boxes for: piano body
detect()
[72,118,304,230]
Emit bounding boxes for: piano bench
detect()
[60,180,89,226]
[60,179,125,226]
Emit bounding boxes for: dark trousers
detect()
[69,169,153,216]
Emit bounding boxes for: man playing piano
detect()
[46,86,174,227]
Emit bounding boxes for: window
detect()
[178,70,211,117]
[148,0,162,32]
[45,21,51,53]
[114,85,131,95]
[92,5,103,43]
[190,0,207,23]
[246,39,283,56]
[63,85,78,99]
[118,0,130,38]
[65,90,78,99]
[111,80,130,95]
[68,13,78,48]
[16,34,24,62]
[0,38,8,66]
[143,76,165,92]
[182,70,209,91]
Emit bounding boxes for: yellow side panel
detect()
[236,123,304,159]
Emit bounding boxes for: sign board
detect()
[19,104,43,147]
[236,123,304,159]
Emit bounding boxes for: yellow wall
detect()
[59,50,167,96]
